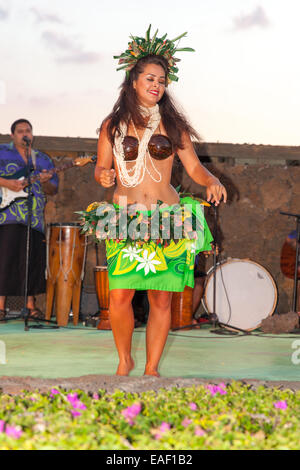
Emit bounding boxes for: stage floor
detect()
[0,320,299,387]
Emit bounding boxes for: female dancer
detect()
[94,27,227,376]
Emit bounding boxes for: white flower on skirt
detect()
[187,242,196,254]
[122,245,143,262]
[135,250,161,275]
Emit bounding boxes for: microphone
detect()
[22,136,31,145]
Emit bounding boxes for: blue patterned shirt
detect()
[0,142,58,233]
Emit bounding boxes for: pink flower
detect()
[160,422,171,432]
[67,393,87,411]
[207,382,227,396]
[0,420,4,433]
[274,400,287,410]
[50,388,60,398]
[121,403,142,425]
[5,425,23,439]
[195,426,206,437]
[92,393,99,400]
[74,400,86,410]
[76,400,86,410]
[189,402,197,411]
[67,392,78,404]
[71,410,82,418]
[181,417,192,428]
[154,422,171,440]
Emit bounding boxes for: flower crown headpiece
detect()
[114,24,195,83]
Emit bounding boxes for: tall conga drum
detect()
[45,223,87,326]
[94,266,111,330]
[171,286,193,330]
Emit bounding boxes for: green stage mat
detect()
[0,321,299,381]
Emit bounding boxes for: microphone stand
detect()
[208,202,249,336]
[172,201,248,335]
[21,140,33,331]
[20,141,58,331]
[204,202,219,329]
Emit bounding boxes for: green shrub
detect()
[0,381,299,450]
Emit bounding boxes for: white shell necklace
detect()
[113,104,162,187]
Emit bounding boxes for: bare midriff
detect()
[112,153,180,209]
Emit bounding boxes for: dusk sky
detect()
[0,0,299,146]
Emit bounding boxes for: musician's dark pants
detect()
[0,224,46,296]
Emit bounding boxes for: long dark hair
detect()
[103,55,201,151]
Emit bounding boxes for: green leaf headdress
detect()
[114,24,195,84]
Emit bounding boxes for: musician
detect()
[0,119,58,320]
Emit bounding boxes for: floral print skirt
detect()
[105,197,213,292]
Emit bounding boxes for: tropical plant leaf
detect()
[175,47,195,52]
[170,32,188,42]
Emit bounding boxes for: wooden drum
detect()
[94,266,111,330]
[171,286,194,331]
[45,223,87,326]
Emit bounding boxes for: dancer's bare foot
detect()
[143,367,160,378]
[116,357,135,376]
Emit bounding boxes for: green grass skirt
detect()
[106,197,213,292]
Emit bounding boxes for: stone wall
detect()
[173,162,300,314]
[40,158,299,316]
[2,133,298,316]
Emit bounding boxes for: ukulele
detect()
[0,155,96,210]
[280,232,300,279]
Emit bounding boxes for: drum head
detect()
[49,222,81,227]
[203,258,277,331]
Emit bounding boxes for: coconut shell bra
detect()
[122,134,173,161]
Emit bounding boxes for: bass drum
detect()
[202,258,277,331]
